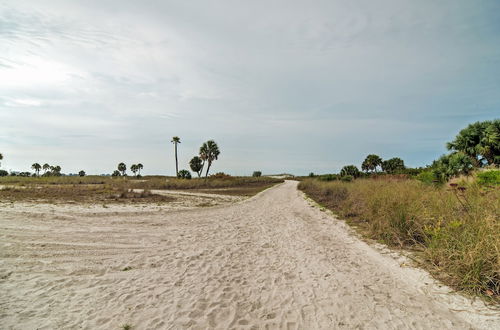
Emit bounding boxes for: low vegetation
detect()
[0,175,284,202]
[0,184,174,204]
[299,174,499,300]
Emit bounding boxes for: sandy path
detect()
[0,181,498,329]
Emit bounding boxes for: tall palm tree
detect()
[31,163,41,177]
[42,163,50,174]
[362,154,382,173]
[118,163,126,176]
[199,144,208,176]
[137,163,143,176]
[171,136,181,176]
[200,140,220,177]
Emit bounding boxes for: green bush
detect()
[318,174,339,181]
[476,170,500,186]
[416,170,436,184]
[340,165,360,178]
[177,169,192,179]
[0,170,8,177]
[340,175,353,182]
[252,171,262,177]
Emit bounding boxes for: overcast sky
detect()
[1,0,499,175]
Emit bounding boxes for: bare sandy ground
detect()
[0,181,498,329]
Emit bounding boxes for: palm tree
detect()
[118,163,126,176]
[381,158,405,174]
[361,154,382,173]
[200,140,220,177]
[31,163,41,177]
[340,165,361,178]
[137,163,143,176]
[131,164,138,177]
[189,156,203,177]
[171,136,181,176]
[42,163,50,175]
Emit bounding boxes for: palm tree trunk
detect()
[199,160,205,177]
[175,143,179,176]
[205,162,211,178]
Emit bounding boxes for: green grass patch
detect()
[476,169,500,186]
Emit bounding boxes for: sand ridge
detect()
[0,181,498,329]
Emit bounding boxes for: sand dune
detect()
[0,181,498,329]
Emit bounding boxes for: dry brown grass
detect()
[299,178,500,301]
[0,175,283,203]
[0,185,174,204]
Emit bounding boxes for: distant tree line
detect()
[0,135,223,180]
[112,163,143,177]
[311,119,499,183]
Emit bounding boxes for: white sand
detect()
[0,181,498,329]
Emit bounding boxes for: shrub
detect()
[476,170,500,186]
[0,169,8,177]
[210,172,231,179]
[340,175,353,182]
[177,169,192,179]
[318,174,339,181]
[340,165,360,178]
[402,167,425,176]
[252,171,262,177]
[416,170,436,184]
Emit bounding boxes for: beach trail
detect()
[1,180,497,329]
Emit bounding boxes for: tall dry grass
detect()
[299,178,499,299]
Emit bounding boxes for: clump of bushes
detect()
[317,174,339,181]
[177,169,192,179]
[416,170,436,184]
[340,175,353,182]
[209,172,232,179]
[476,170,500,186]
[252,171,262,177]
